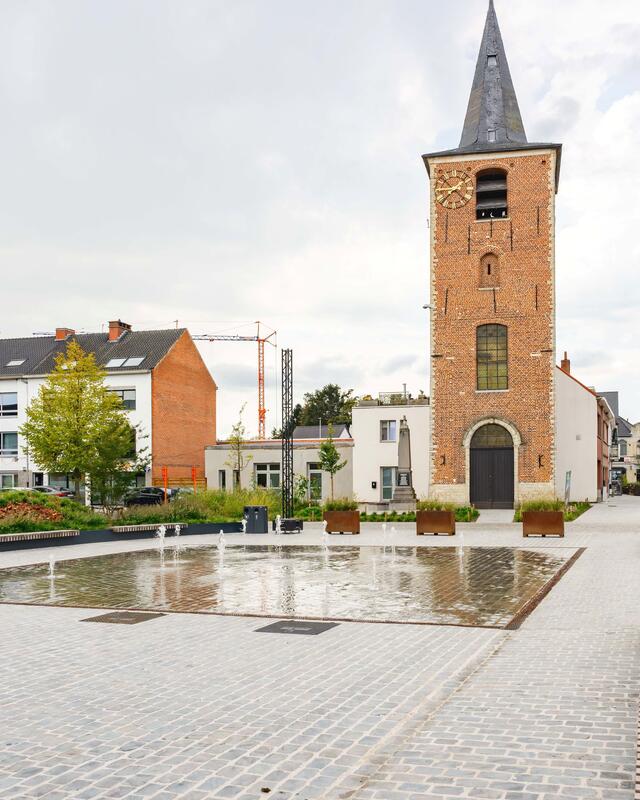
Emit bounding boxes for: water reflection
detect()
[0,545,574,628]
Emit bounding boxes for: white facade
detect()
[0,371,152,488]
[351,401,430,506]
[554,367,599,502]
[205,439,354,503]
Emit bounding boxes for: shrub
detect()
[417,500,479,522]
[623,482,640,496]
[513,498,590,522]
[324,498,358,512]
[0,491,107,533]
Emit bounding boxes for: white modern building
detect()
[351,393,430,510]
[205,424,353,503]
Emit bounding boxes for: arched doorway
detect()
[470,423,514,509]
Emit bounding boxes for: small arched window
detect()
[477,324,508,390]
[476,169,508,220]
[480,253,500,288]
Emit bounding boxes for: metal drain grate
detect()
[256,620,339,636]
[81,611,166,625]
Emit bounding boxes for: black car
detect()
[123,487,168,506]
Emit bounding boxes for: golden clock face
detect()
[435,170,474,209]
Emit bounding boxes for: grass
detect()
[513,498,591,523]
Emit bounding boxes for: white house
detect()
[351,394,430,509]
[205,425,353,503]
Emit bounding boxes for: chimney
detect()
[55,327,75,341]
[560,351,571,374]
[108,320,132,341]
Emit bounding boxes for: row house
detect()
[0,320,216,490]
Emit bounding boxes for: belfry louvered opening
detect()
[476,169,508,220]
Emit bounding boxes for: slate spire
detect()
[459,0,527,149]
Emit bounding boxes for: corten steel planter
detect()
[323,511,360,535]
[416,510,456,536]
[522,510,564,538]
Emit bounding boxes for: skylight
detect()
[6,360,25,367]
[105,357,145,369]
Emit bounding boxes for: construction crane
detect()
[193,321,276,440]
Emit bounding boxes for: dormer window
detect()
[476,168,508,220]
[487,55,497,67]
[487,129,496,142]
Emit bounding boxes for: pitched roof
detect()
[293,424,351,440]
[0,329,186,378]
[422,1,562,185]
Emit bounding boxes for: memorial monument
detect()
[392,416,417,510]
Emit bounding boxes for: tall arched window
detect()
[477,324,508,390]
[476,169,508,220]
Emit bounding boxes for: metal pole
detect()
[281,349,294,519]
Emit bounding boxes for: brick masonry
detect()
[151,332,217,483]
[427,149,558,504]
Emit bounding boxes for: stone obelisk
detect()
[392,415,417,509]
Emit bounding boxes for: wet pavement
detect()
[0,543,578,629]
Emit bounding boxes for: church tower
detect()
[423,1,562,508]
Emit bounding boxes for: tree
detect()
[318,426,346,501]
[225,404,252,489]
[20,341,143,500]
[298,385,357,427]
[90,424,150,513]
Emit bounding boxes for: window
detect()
[0,432,18,456]
[0,392,17,417]
[218,469,227,490]
[380,420,397,442]
[619,440,627,456]
[105,357,146,368]
[308,463,323,500]
[255,463,280,489]
[471,424,513,449]
[5,360,25,367]
[109,388,136,410]
[1,474,16,488]
[476,169,508,220]
[479,253,500,288]
[477,324,508,391]
[381,467,397,501]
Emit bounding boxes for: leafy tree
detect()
[298,384,356,427]
[225,404,252,489]
[20,341,144,501]
[318,426,346,501]
[90,425,150,513]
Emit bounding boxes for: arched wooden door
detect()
[470,424,514,509]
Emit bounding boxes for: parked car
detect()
[123,487,169,507]
[33,486,76,499]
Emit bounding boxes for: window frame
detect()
[254,462,281,489]
[381,466,397,501]
[308,462,323,500]
[380,420,397,443]
[476,324,508,391]
[0,392,18,417]
[109,388,136,410]
[0,432,18,456]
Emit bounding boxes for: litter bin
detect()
[244,505,268,534]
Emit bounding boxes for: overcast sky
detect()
[2,0,640,436]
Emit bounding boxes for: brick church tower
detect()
[423,1,562,508]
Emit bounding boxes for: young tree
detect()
[225,404,252,489]
[318,426,346,501]
[90,425,150,513]
[298,384,357,427]
[20,341,141,500]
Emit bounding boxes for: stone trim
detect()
[0,529,79,543]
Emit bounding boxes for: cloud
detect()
[1,0,639,435]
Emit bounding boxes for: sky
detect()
[1,0,640,437]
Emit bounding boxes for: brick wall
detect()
[428,150,557,502]
[151,332,217,484]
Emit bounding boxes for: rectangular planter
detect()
[522,511,564,538]
[416,510,455,536]
[323,511,360,535]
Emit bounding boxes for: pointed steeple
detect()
[459,0,527,149]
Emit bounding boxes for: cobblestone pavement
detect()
[0,498,638,799]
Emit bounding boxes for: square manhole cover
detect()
[255,620,339,636]
[81,611,166,625]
